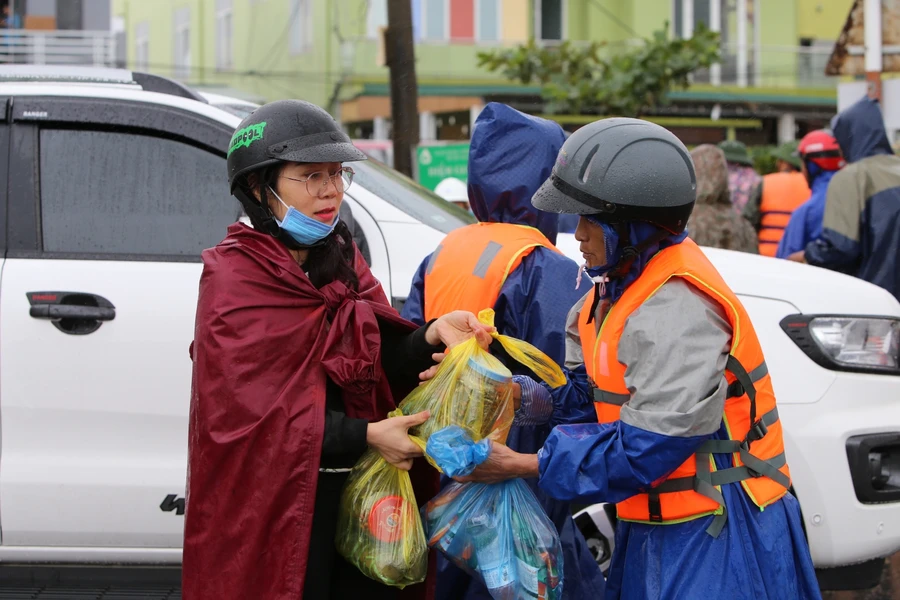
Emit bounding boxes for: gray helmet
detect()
[532,118,696,234]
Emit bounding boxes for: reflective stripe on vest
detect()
[578,238,791,536]
[758,172,810,257]
[423,223,560,321]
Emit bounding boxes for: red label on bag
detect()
[368,496,409,543]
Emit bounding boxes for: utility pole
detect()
[864,0,883,101]
[385,0,419,178]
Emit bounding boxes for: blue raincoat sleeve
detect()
[776,170,835,259]
[400,254,429,326]
[537,421,712,503]
[805,225,861,268]
[546,365,602,427]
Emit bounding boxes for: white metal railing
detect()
[0,30,116,67]
[710,43,837,89]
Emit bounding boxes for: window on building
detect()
[289,0,312,54]
[368,0,423,42]
[39,129,238,257]
[216,0,234,70]
[449,0,473,41]
[476,0,500,42]
[423,0,447,41]
[535,0,563,41]
[367,0,388,39]
[173,7,191,79]
[673,0,713,38]
[134,21,149,71]
[412,0,423,41]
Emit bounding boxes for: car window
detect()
[351,159,475,234]
[39,129,240,257]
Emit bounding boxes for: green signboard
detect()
[416,143,470,191]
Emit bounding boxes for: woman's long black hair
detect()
[241,164,360,291]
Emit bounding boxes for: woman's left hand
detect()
[418,352,446,383]
[453,443,540,484]
[425,310,494,350]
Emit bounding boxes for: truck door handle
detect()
[27,291,116,335]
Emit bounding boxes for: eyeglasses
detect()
[280,167,355,197]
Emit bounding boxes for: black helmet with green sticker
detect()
[226,100,367,249]
[226,99,367,189]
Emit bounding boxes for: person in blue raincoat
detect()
[776,129,844,259]
[401,102,605,599]
[786,97,900,301]
[458,117,822,600]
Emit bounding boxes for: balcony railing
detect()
[700,43,836,89]
[530,39,837,89]
[0,30,116,67]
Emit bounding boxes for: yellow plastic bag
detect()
[336,310,567,585]
[399,309,566,448]
[335,410,429,588]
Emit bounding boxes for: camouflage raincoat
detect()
[686,145,759,254]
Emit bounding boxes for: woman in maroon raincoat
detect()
[183,100,491,600]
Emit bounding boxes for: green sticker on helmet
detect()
[228,122,267,156]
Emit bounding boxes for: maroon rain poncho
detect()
[183,223,438,599]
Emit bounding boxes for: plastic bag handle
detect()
[477,308,566,388]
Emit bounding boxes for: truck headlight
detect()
[781,315,900,374]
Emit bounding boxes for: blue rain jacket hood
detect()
[833,97,894,163]
[468,103,565,245]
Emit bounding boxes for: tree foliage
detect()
[477,24,720,116]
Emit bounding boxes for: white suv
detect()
[0,66,897,593]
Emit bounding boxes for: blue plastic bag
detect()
[423,479,564,600]
[426,425,492,478]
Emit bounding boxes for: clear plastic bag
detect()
[423,480,564,600]
[335,410,429,588]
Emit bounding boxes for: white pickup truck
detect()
[0,66,897,594]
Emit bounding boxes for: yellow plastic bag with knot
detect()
[399,308,566,449]
[336,410,429,588]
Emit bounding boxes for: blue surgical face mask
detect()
[269,186,339,246]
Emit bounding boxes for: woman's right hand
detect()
[366,411,430,470]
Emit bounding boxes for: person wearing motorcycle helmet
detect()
[457,118,821,599]
[776,129,845,259]
[184,99,492,600]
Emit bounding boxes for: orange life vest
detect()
[759,171,810,257]
[577,238,790,536]
[423,223,559,321]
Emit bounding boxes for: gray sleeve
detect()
[617,278,733,438]
[563,291,590,370]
